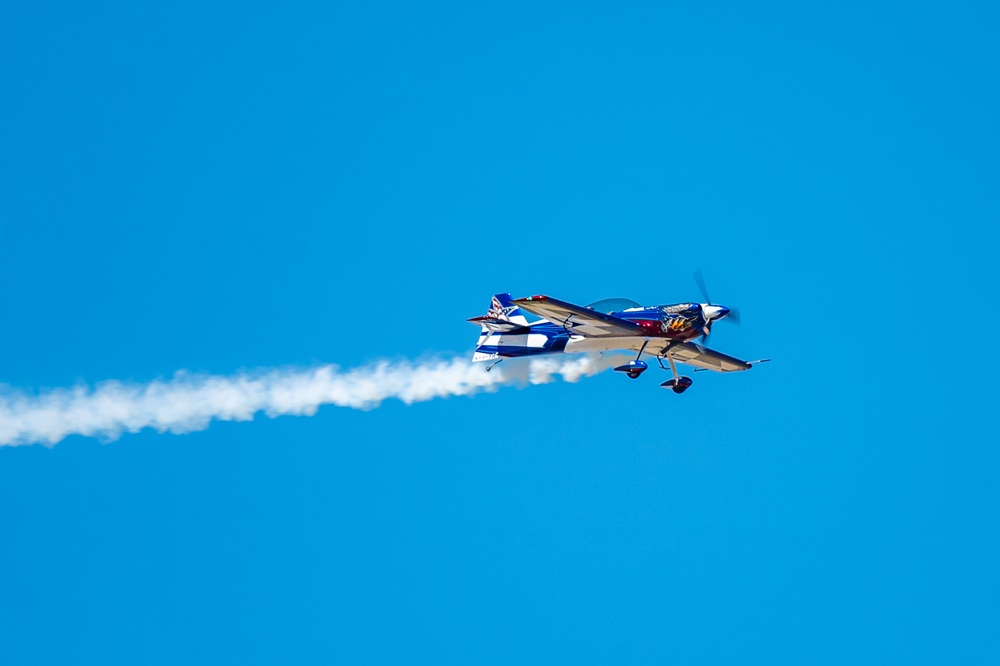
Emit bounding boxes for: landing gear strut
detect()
[658,351,693,394]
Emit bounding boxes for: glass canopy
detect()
[585,297,642,313]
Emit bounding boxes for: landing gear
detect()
[658,350,693,394]
[660,376,693,394]
[614,341,650,379]
[615,360,649,379]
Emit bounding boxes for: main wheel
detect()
[661,376,693,393]
[615,361,648,378]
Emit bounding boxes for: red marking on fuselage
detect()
[626,317,701,341]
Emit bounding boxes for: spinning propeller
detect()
[693,269,740,343]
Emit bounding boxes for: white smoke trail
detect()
[0,353,630,447]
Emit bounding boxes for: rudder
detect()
[485,293,529,326]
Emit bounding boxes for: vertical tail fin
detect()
[486,293,529,326]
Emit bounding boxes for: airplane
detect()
[468,274,767,393]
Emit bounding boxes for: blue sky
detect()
[1,1,998,662]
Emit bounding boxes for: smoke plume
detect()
[0,353,630,447]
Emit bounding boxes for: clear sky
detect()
[1,1,998,663]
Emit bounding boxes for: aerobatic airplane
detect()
[468,274,767,393]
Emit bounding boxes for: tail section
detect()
[472,349,501,362]
[466,293,530,333]
[469,293,567,362]
[485,293,529,326]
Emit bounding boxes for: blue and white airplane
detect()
[469,277,766,393]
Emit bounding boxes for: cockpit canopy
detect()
[585,297,642,314]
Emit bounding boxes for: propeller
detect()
[692,269,740,343]
[693,268,712,306]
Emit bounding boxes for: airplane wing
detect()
[512,295,643,337]
[663,341,752,373]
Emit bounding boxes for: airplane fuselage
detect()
[474,303,708,360]
[469,290,758,391]
[610,303,705,342]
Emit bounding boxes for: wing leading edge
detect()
[513,295,642,338]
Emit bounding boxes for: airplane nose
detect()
[703,305,730,321]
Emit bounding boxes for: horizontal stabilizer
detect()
[467,316,530,333]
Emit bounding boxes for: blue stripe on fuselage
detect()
[475,322,570,358]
